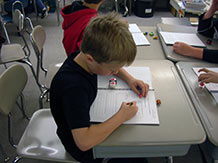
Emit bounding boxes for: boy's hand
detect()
[118,101,138,122]
[198,68,218,84]
[128,79,149,97]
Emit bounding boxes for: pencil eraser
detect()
[156,99,161,105]
[109,78,117,88]
[139,94,143,98]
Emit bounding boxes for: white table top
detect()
[93,60,205,158]
[176,61,218,146]
[157,23,218,62]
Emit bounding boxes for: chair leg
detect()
[32,0,38,21]
[0,144,10,162]
[13,156,22,163]
[123,0,129,17]
[165,156,173,163]
[18,60,44,92]
[16,94,30,120]
[39,89,49,109]
[114,0,118,13]
[2,22,10,44]
[56,0,60,26]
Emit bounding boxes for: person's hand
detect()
[128,79,149,97]
[173,42,193,56]
[198,68,218,84]
[118,101,138,122]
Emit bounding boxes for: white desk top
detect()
[176,61,218,146]
[93,60,205,158]
[135,26,166,60]
[157,23,218,62]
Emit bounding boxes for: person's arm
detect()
[72,101,138,151]
[198,0,218,37]
[203,0,218,20]
[202,49,218,63]
[198,68,218,84]
[115,68,149,97]
[173,42,203,59]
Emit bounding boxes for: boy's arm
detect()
[115,68,149,97]
[71,101,138,151]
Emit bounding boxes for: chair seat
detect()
[0,44,26,63]
[17,109,78,162]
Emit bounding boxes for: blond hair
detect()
[81,13,136,66]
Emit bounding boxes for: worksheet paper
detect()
[129,24,150,46]
[90,67,159,125]
[98,67,153,89]
[192,67,218,103]
[160,31,206,47]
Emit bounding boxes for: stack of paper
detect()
[90,67,159,125]
[129,24,150,46]
[182,0,206,9]
[160,31,206,47]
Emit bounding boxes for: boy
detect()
[61,0,103,56]
[50,13,149,163]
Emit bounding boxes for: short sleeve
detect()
[62,85,91,130]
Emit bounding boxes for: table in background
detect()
[135,26,166,60]
[176,61,218,162]
[157,23,218,62]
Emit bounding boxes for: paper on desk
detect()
[98,67,152,89]
[193,67,218,92]
[91,66,159,125]
[90,90,159,124]
[129,24,141,33]
[129,24,150,46]
[160,31,206,47]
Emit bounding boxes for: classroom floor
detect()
[0,1,210,163]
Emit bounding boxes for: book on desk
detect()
[90,67,160,125]
[159,31,206,47]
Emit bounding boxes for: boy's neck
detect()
[83,2,102,10]
[74,52,93,74]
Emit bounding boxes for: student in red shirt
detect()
[61,0,103,56]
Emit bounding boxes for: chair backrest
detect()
[0,64,27,115]
[30,25,46,56]
[13,9,24,33]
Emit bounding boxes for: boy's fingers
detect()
[198,68,209,73]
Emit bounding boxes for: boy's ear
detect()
[85,54,95,63]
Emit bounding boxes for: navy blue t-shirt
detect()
[50,51,98,162]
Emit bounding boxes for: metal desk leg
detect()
[165,156,173,163]
[114,0,118,13]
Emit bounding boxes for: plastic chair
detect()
[0,1,33,43]
[0,10,42,92]
[32,0,65,26]
[30,25,62,108]
[0,64,29,160]
[16,109,79,162]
